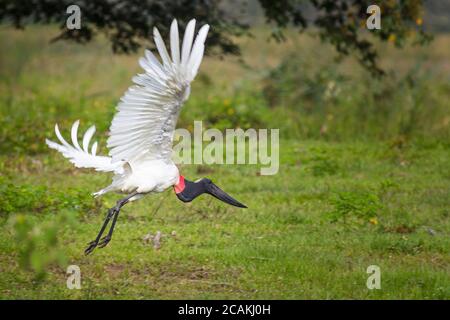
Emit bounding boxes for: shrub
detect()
[328,191,382,223]
[9,211,76,280]
[0,176,100,216]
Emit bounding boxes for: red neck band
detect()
[174,175,185,194]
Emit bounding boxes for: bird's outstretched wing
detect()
[107,19,209,163]
[46,121,124,173]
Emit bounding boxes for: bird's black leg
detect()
[97,211,120,249]
[97,192,137,248]
[84,207,117,255]
[84,191,138,255]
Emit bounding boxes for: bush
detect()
[0,176,102,279]
[9,211,76,280]
[0,176,101,216]
[328,191,382,223]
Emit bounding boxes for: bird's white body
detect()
[116,159,179,195]
[46,19,209,199]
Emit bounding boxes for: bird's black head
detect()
[174,176,247,208]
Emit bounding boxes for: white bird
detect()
[46,19,247,255]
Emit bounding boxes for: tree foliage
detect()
[0,0,430,75]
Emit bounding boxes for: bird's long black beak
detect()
[205,182,247,208]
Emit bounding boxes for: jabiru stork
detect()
[46,19,247,255]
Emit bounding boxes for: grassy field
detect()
[0,26,449,299]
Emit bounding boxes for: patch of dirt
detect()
[104,264,126,278]
[384,224,416,234]
[196,165,215,174]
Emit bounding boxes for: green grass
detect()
[1,140,448,299]
[0,26,449,299]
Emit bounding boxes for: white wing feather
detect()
[107,19,209,163]
[170,20,180,66]
[46,19,209,173]
[46,121,124,173]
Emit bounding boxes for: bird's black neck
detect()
[174,176,207,202]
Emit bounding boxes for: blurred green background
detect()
[0,4,449,299]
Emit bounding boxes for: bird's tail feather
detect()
[92,186,114,198]
[46,120,124,173]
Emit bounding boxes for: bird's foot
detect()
[84,204,121,255]
[97,235,112,248]
[84,240,98,255]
